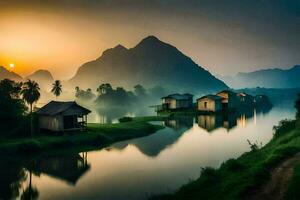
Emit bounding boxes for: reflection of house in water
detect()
[33,153,90,185]
[196,114,223,132]
[197,107,271,132]
[163,115,194,130]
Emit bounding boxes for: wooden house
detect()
[37,101,91,132]
[237,92,254,107]
[161,93,193,110]
[216,90,238,110]
[197,95,223,112]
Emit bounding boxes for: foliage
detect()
[0,116,164,155]
[152,110,300,200]
[95,84,137,107]
[247,139,262,151]
[295,93,300,119]
[0,79,28,135]
[20,79,40,112]
[134,84,147,97]
[75,86,96,100]
[51,80,62,98]
[118,116,133,123]
[273,119,296,138]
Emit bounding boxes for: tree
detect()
[21,80,40,137]
[97,83,112,95]
[51,80,62,99]
[134,84,146,97]
[0,79,26,135]
[295,93,300,119]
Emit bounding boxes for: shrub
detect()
[273,119,296,138]
[221,159,244,171]
[118,117,133,123]
[18,140,42,153]
[200,167,219,184]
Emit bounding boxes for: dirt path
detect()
[246,153,300,200]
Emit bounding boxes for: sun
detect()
[9,63,15,70]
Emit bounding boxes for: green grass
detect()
[152,119,300,200]
[0,116,164,155]
[284,162,300,199]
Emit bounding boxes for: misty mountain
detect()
[220,65,300,89]
[70,36,227,94]
[25,69,54,90]
[0,66,23,81]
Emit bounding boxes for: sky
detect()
[0,0,299,79]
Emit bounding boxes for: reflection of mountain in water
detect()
[0,153,90,200]
[197,106,272,132]
[111,116,194,157]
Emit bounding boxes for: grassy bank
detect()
[153,119,300,200]
[0,116,164,155]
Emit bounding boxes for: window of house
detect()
[204,102,207,108]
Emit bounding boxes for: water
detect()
[0,105,295,200]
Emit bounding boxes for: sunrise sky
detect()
[0,0,299,79]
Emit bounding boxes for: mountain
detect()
[25,70,54,90]
[70,36,227,94]
[220,65,300,89]
[0,66,23,81]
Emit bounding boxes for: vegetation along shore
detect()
[152,95,300,200]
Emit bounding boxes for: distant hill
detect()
[220,65,300,89]
[0,66,23,81]
[70,36,227,94]
[25,70,54,91]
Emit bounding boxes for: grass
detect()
[284,162,300,200]
[0,116,165,155]
[152,119,300,200]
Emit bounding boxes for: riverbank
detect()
[153,119,300,200]
[0,116,165,155]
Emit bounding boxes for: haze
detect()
[0,0,299,79]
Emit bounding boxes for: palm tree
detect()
[51,80,62,99]
[21,80,40,137]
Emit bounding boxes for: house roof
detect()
[161,93,193,100]
[216,90,236,95]
[197,94,223,101]
[36,101,91,116]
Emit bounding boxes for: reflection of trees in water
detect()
[111,116,194,157]
[0,153,90,200]
[197,106,272,132]
[0,159,27,200]
[90,106,154,124]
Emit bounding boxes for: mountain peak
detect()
[135,35,164,48]
[101,44,128,58]
[26,69,54,81]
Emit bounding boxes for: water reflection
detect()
[196,106,271,132]
[0,153,90,200]
[0,105,294,200]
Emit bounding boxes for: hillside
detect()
[220,65,300,89]
[70,36,227,94]
[0,66,23,81]
[25,69,54,90]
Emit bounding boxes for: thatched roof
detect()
[36,101,91,116]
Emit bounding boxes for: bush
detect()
[273,119,296,138]
[200,167,219,184]
[221,159,244,171]
[18,140,42,153]
[118,117,133,123]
